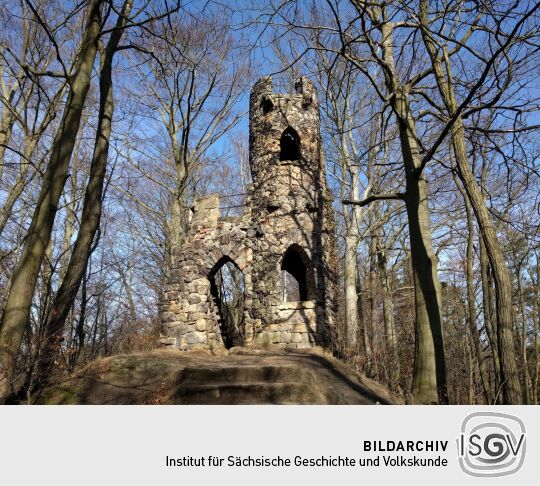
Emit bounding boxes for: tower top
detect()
[249,75,321,182]
[250,76,318,107]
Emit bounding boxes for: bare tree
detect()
[0,0,103,401]
[126,10,247,271]
[29,0,136,397]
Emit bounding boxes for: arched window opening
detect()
[209,257,245,349]
[261,97,274,114]
[281,246,310,302]
[279,127,300,161]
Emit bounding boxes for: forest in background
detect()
[0,0,539,404]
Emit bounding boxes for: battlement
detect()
[190,194,221,225]
[251,76,317,107]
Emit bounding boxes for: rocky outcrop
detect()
[40,349,397,405]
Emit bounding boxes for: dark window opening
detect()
[209,257,245,349]
[279,127,300,161]
[261,97,273,114]
[281,245,310,302]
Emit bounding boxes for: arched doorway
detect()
[279,127,300,161]
[209,257,245,349]
[281,245,313,302]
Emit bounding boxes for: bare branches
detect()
[343,192,405,207]
[417,1,540,176]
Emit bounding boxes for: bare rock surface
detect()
[41,348,398,405]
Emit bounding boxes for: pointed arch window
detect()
[279,127,300,161]
[209,256,245,349]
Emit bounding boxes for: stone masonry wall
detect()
[160,76,338,351]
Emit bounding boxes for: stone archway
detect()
[281,244,315,302]
[209,256,246,349]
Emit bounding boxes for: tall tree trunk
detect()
[355,266,369,361]
[419,5,522,402]
[451,96,521,406]
[376,17,448,403]
[515,262,531,404]
[343,2,447,402]
[344,233,359,347]
[453,170,493,403]
[463,185,493,404]
[166,141,186,269]
[376,236,400,390]
[465,329,475,404]
[166,123,188,270]
[394,86,447,404]
[342,132,364,349]
[479,216,500,395]
[29,0,133,396]
[0,0,102,401]
[60,153,81,277]
[403,170,447,404]
[70,269,89,372]
[533,262,540,404]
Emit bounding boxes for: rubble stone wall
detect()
[160,76,338,350]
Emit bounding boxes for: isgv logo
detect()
[457,412,526,477]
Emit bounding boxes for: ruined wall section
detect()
[160,194,254,350]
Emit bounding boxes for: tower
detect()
[160,76,337,350]
[247,76,337,345]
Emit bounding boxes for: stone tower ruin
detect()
[160,76,338,350]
